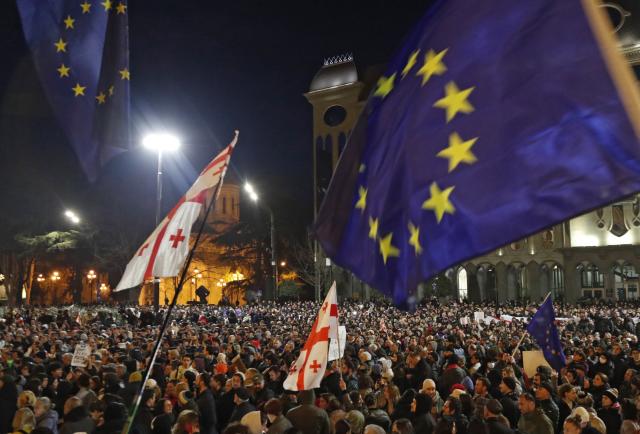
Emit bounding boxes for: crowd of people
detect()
[0,299,640,434]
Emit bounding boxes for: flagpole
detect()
[510,291,551,359]
[334,281,344,383]
[121,134,237,434]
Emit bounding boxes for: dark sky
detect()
[0,1,429,241]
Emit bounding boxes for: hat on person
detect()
[128,371,143,383]
[485,399,503,415]
[570,406,590,424]
[235,387,250,401]
[178,390,194,406]
[502,377,517,391]
[603,388,618,403]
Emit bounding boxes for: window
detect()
[579,264,603,288]
[222,197,227,214]
[457,268,468,300]
[550,265,564,298]
[231,197,236,215]
[323,105,347,127]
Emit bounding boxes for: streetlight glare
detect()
[143,133,181,152]
[244,183,259,202]
[65,210,80,224]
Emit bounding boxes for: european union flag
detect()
[527,296,566,372]
[315,0,640,308]
[17,0,130,181]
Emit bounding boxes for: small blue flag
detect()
[17,0,130,181]
[527,297,566,372]
[314,0,640,308]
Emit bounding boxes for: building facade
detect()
[306,1,640,303]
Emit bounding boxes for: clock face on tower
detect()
[323,105,347,127]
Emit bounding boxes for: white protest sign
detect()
[328,326,347,361]
[460,317,470,326]
[71,343,91,367]
[522,350,551,377]
[474,311,485,323]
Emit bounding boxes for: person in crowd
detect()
[34,397,58,434]
[596,388,621,434]
[517,393,553,434]
[483,399,513,434]
[498,377,520,429]
[535,381,559,430]
[152,399,176,434]
[287,390,330,434]
[264,398,292,434]
[410,393,435,434]
[60,396,95,434]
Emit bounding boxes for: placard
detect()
[71,343,91,367]
[522,350,551,377]
[328,326,347,361]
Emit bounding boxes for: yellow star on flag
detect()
[401,50,420,78]
[119,68,130,80]
[80,1,92,14]
[368,217,379,240]
[57,64,70,78]
[64,15,75,29]
[72,83,86,97]
[54,38,67,53]
[408,222,423,255]
[433,81,475,123]
[358,163,366,173]
[379,233,400,264]
[108,85,115,96]
[101,0,112,11]
[422,182,455,223]
[416,48,448,85]
[374,73,396,99]
[96,92,107,104]
[355,186,367,212]
[437,132,478,172]
[116,2,127,14]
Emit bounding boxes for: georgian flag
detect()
[284,282,339,391]
[115,131,238,292]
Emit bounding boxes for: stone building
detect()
[306,1,640,303]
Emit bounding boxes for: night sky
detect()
[0,1,429,243]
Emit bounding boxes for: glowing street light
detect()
[143,132,181,310]
[244,181,278,299]
[36,274,45,283]
[280,261,286,267]
[51,271,61,282]
[64,210,80,224]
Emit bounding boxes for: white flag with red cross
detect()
[283,282,338,391]
[115,131,238,292]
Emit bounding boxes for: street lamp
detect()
[36,274,45,283]
[64,210,80,224]
[87,270,97,303]
[99,283,108,301]
[143,132,181,310]
[280,261,286,267]
[244,182,278,300]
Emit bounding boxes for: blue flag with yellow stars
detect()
[17,0,130,181]
[527,296,566,372]
[314,0,640,308]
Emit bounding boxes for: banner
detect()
[522,350,552,377]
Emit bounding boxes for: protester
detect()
[3,298,640,434]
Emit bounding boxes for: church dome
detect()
[309,54,358,92]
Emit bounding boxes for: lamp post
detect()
[87,270,97,304]
[244,182,278,300]
[191,268,202,302]
[99,283,108,302]
[143,133,181,310]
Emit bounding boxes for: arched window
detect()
[222,197,227,214]
[231,197,236,216]
[457,268,468,300]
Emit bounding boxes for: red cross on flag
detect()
[114,131,238,292]
[283,282,338,391]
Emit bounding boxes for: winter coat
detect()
[486,416,514,434]
[286,390,331,434]
[0,376,18,434]
[597,405,622,434]
[60,406,95,434]
[537,398,559,430]
[517,409,554,434]
[196,389,218,434]
[499,393,520,429]
[266,415,293,434]
[36,409,59,434]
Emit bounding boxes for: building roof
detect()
[309,54,358,92]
